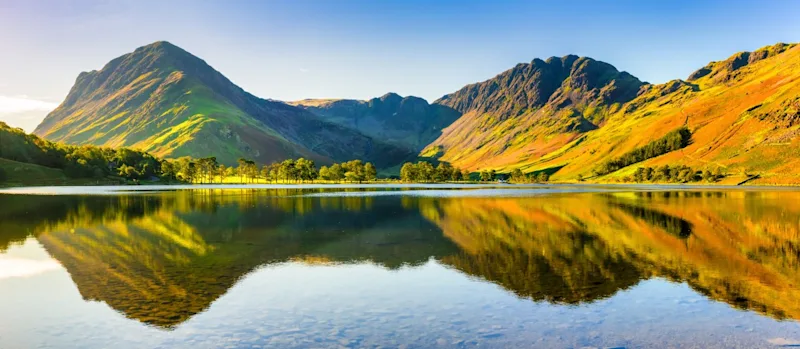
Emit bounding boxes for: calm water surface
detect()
[1,184,800,348]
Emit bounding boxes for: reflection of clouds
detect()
[0,258,61,279]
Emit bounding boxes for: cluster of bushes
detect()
[510,169,550,183]
[400,161,469,182]
[622,165,726,183]
[594,127,691,176]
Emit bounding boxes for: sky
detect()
[0,0,798,132]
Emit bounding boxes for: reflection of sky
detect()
[0,238,61,280]
[0,258,60,279]
[1,238,800,348]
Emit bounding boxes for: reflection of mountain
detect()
[28,191,456,328]
[4,189,800,327]
[420,192,800,320]
[412,196,646,303]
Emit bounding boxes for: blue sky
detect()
[0,0,798,131]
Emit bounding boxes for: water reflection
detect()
[2,188,800,329]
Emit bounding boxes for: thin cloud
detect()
[0,95,59,113]
[299,68,310,73]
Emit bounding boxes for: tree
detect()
[160,161,177,181]
[261,165,270,182]
[633,167,645,183]
[184,161,197,183]
[217,164,227,183]
[295,158,316,182]
[462,169,470,182]
[489,169,496,181]
[416,161,435,182]
[280,159,297,182]
[536,172,549,182]
[480,170,490,182]
[643,167,654,181]
[344,171,359,183]
[329,163,344,182]
[510,168,524,183]
[237,158,248,183]
[118,164,140,180]
[245,160,258,183]
[364,162,377,182]
[0,168,7,183]
[319,165,331,181]
[345,160,365,183]
[435,163,452,182]
[196,157,218,184]
[268,163,281,183]
[400,162,417,182]
[451,168,463,182]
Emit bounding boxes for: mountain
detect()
[424,43,800,184]
[32,41,800,182]
[34,41,411,166]
[291,93,461,151]
[421,55,644,169]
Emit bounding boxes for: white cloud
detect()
[0,95,58,113]
[299,68,310,73]
[0,257,61,280]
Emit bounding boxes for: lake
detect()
[1,184,800,348]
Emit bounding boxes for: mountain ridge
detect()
[291,92,461,151]
[421,42,800,184]
[32,40,800,183]
[34,41,412,166]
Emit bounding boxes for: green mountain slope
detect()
[34,41,411,166]
[292,93,461,151]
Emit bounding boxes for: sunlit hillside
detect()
[33,42,412,167]
[424,43,800,184]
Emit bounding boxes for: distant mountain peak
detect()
[688,42,797,81]
[379,92,402,101]
[434,54,643,122]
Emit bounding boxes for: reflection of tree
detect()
[609,201,692,238]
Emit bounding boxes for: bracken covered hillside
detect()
[425,43,800,184]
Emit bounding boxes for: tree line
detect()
[400,161,470,182]
[1,122,166,182]
[594,127,692,176]
[509,168,550,183]
[165,157,379,184]
[621,165,726,183]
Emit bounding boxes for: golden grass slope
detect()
[426,43,800,184]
